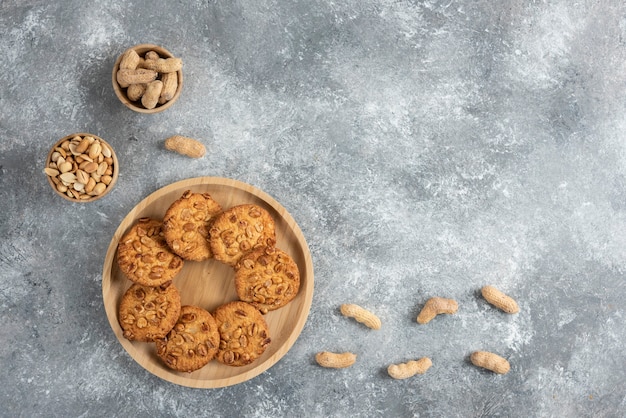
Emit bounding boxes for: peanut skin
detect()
[159,72,178,103]
[416,297,458,324]
[387,357,432,379]
[340,304,381,330]
[141,80,163,110]
[126,83,146,102]
[140,57,183,73]
[481,285,519,314]
[315,351,357,369]
[116,68,158,88]
[470,351,510,374]
[119,49,140,70]
[144,50,160,61]
[164,135,206,158]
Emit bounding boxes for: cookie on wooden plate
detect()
[155,305,220,373]
[209,204,277,266]
[213,301,272,367]
[117,217,184,286]
[162,190,223,261]
[234,246,300,313]
[118,282,182,342]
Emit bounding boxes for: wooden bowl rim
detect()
[45,132,119,203]
[112,43,184,114]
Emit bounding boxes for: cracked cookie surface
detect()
[234,246,300,313]
[118,282,181,342]
[213,301,271,367]
[117,217,184,286]
[162,190,223,261]
[155,305,220,373]
[209,204,277,266]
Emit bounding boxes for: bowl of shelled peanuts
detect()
[44,133,119,202]
[112,44,183,113]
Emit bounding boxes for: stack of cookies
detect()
[116,190,300,373]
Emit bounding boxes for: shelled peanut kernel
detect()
[44,135,115,201]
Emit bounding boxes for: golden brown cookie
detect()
[118,282,182,342]
[213,301,272,367]
[209,204,277,266]
[162,190,223,261]
[155,305,220,373]
[234,246,300,313]
[117,217,184,286]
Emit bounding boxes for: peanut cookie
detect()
[155,305,220,373]
[117,217,184,286]
[213,301,272,367]
[118,282,182,342]
[162,190,223,261]
[234,246,300,313]
[209,204,277,266]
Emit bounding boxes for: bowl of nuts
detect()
[44,133,118,202]
[112,44,183,113]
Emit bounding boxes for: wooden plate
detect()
[102,177,314,388]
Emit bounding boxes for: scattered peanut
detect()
[116,47,182,109]
[315,351,357,369]
[481,285,519,314]
[416,297,458,324]
[470,351,510,374]
[340,304,381,330]
[387,357,432,379]
[164,135,206,158]
[44,135,115,201]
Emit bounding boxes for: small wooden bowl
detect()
[112,44,183,113]
[45,133,119,203]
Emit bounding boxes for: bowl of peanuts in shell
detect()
[44,133,119,203]
[112,44,183,113]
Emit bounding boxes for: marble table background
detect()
[1,0,625,416]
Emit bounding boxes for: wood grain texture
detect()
[102,177,314,388]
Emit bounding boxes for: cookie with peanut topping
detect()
[234,246,300,313]
[118,282,181,342]
[117,217,184,286]
[162,190,223,261]
[213,301,272,367]
[209,204,277,266]
[155,305,220,373]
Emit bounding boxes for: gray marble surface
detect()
[1,0,625,417]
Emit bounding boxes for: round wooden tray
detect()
[102,177,314,388]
